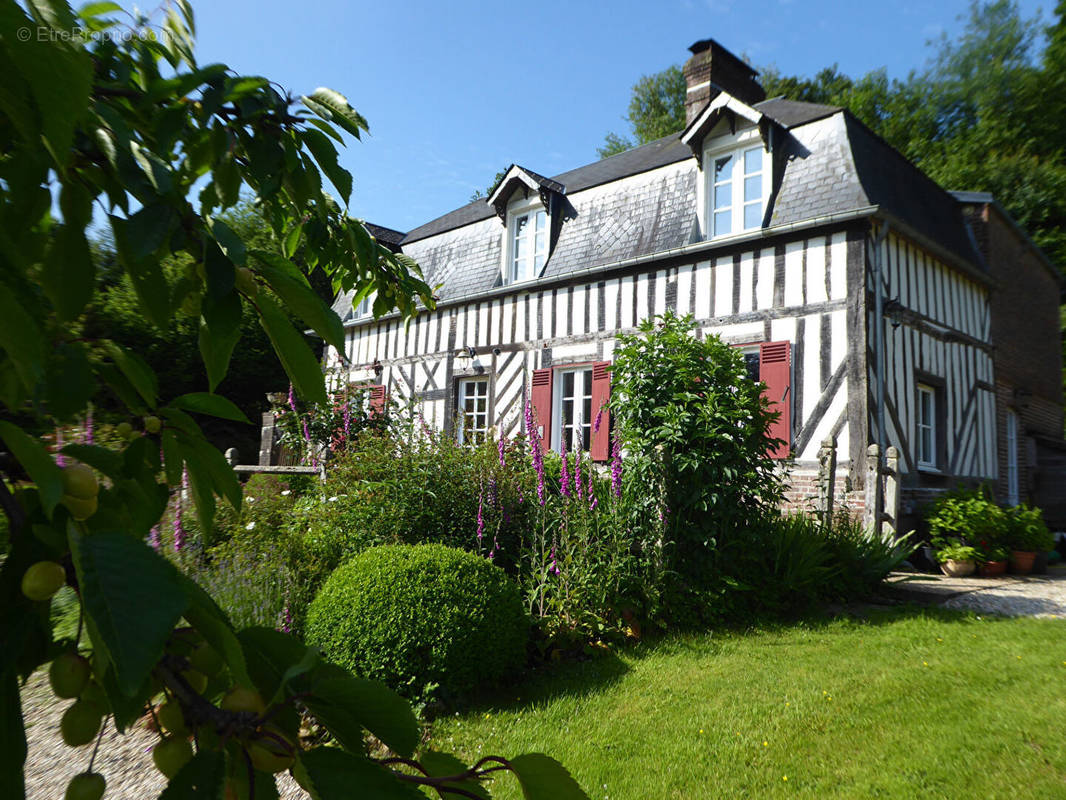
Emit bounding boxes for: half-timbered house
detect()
[313,38,1064,527]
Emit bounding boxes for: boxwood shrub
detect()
[305,544,528,702]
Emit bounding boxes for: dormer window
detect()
[681,92,775,241]
[486,164,566,286]
[354,290,375,319]
[510,203,548,283]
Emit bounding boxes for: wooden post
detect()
[863,444,881,531]
[225,448,239,466]
[817,436,837,529]
[258,411,277,466]
[883,445,900,538]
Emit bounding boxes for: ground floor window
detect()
[552,367,593,454]
[1006,408,1019,505]
[457,378,489,444]
[917,384,937,469]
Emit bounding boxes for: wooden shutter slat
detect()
[759,341,791,459]
[530,368,552,453]
[590,361,611,461]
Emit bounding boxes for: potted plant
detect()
[935,544,979,577]
[978,545,1010,577]
[1006,505,1054,575]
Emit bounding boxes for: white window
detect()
[706,143,767,238]
[457,378,489,444]
[917,384,937,469]
[552,367,593,454]
[354,292,373,319]
[509,209,547,283]
[1006,409,1019,505]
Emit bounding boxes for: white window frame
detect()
[502,193,548,285]
[1006,409,1020,505]
[917,384,937,469]
[457,378,490,445]
[354,291,374,319]
[699,124,768,240]
[551,366,594,454]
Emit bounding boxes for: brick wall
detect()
[962,202,1064,505]
[781,469,865,518]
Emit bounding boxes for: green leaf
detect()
[237,627,309,701]
[198,291,242,391]
[509,754,589,800]
[98,662,156,733]
[296,747,423,800]
[41,224,94,322]
[78,2,123,19]
[0,421,62,517]
[208,217,246,266]
[214,155,241,209]
[159,749,227,800]
[60,444,124,481]
[255,294,327,405]
[170,393,250,424]
[105,342,158,409]
[251,251,344,353]
[110,214,172,329]
[301,88,368,139]
[420,751,491,800]
[301,128,352,205]
[0,280,45,395]
[305,674,419,758]
[0,671,26,800]
[160,429,184,486]
[178,574,252,688]
[69,530,188,695]
[174,430,241,511]
[44,341,94,420]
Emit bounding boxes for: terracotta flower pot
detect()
[940,559,976,578]
[1009,550,1037,575]
[979,559,1008,577]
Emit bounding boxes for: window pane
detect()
[563,371,574,397]
[744,175,761,203]
[581,425,591,452]
[514,236,526,258]
[744,202,762,229]
[535,231,546,253]
[743,352,760,382]
[562,398,574,427]
[921,428,932,461]
[713,182,731,209]
[714,155,733,182]
[920,391,931,423]
[744,147,762,174]
[533,253,545,272]
[581,369,592,393]
[514,214,528,239]
[714,210,731,234]
[535,210,547,231]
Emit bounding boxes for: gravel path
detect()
[886,566,1066,618]
[21,671,308,799]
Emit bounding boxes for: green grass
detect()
[427,607,1066,799]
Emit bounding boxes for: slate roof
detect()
[337,97,984,315]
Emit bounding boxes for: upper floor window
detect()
[709,143,766,238]
[354,291,374,319]
[510,208,547,284]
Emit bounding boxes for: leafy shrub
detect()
[821,516,916,597]
[936,544,980,563]
[609,311,784,623]
[926,488,1008,554]
[1005,504,1054,551]
[306,544,528,702]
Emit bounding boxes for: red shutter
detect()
[530,368,552,453]
[590,361,611,462]
[759,341,791,459]
[369,384,387,417]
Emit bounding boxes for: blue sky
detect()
[192,0,1050,233]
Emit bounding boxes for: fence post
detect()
[258,411,277,466]
[863,444,881,531]
[883,445,900,537]
[817,436,837,528]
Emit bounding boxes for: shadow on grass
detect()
[446,600,1038,717]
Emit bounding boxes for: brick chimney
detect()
[683,39,765,125]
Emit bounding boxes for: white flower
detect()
[245,522,256,531]
[328,496,338,502]
[281,490,292,496]
[247,496,256,503]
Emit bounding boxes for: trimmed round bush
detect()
[305,544,527,700]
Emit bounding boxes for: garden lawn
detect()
[427,608,1066,799]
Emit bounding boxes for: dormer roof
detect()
[486,164,566,223]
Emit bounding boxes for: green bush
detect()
[1005,504,1054,552]
[926,488,1008,559]
[306,544,528,702]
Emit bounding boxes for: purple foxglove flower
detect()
[560,451,571,498]
[498,436,506,466]
[476,492,485,543]
[148,525,161,551]
[611,439,623,498]
[574,449,584,502]
[55,428,65,467]
[83,406,93,445]
[593,407,604,433]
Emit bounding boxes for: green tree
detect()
[0,3,587,799]
[597,65,687,157]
